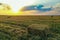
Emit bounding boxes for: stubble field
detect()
[0,15,60,40]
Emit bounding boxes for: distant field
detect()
[0,15,60,40]
[0,15,60,21]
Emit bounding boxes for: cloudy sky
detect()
[20,0,60,15]
[0,0,60,15]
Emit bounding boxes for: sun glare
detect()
[11,0,35,13]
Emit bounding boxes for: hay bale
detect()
[28,24,49,30]
[27,24,50,35]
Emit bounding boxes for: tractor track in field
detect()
[0,20,60,27]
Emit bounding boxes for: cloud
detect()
[53,3,60,8]
[0,3,13,15]
[0,3,11,10]
[20,10,60,15]
[20,4,60,15]
[20,5,52,12]
[53,3,60,12]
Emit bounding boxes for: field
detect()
[0,15,60,40]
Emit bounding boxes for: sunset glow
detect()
[0,0,60,15]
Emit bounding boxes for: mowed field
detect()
[0,15,60,40]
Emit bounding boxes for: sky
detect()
[0,0,60,15]
[35,0,60,5]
